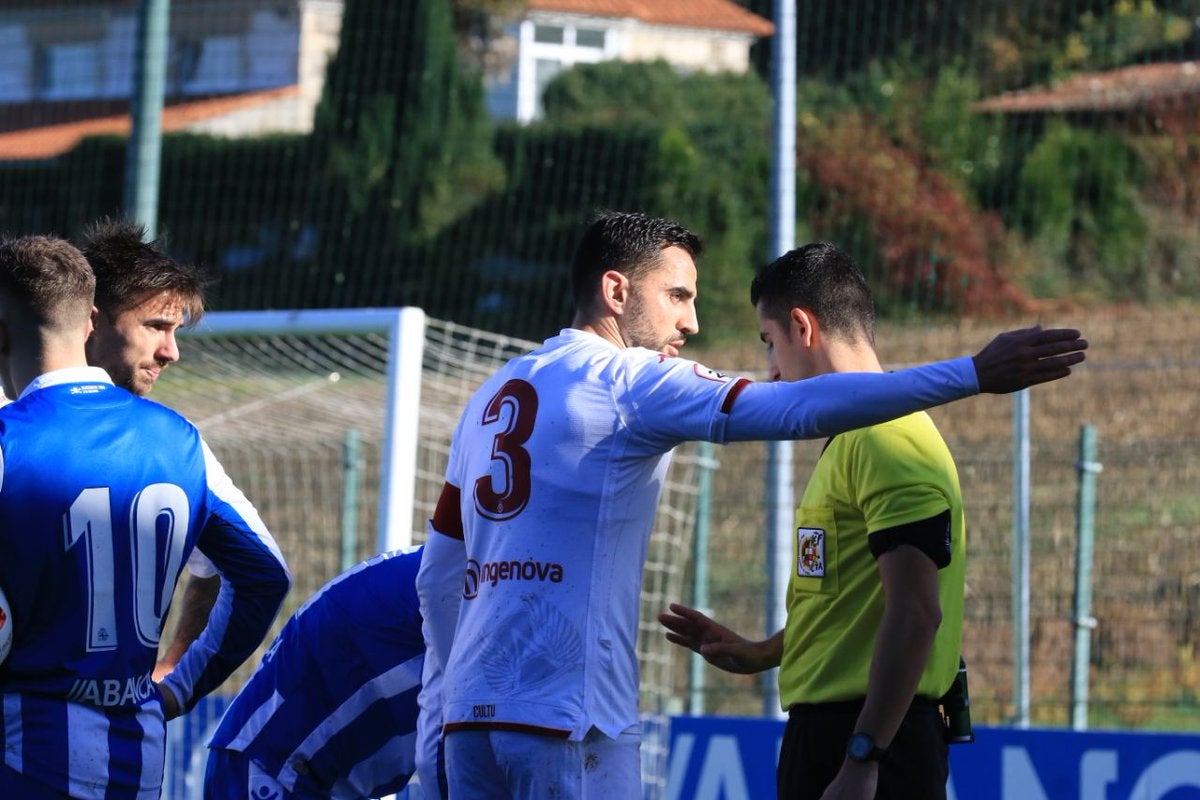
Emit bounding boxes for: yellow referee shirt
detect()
[778,411,966,707]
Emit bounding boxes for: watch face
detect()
[847,733,876,761]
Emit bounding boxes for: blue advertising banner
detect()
[666,715,1200,800]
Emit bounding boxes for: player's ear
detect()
[87,305,101,339]
[599,270,631,316]
[790,307,818,348]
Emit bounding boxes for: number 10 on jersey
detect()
[64,484,191,652]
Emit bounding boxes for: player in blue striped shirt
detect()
[0,235,292,798]
[80,218,241,683]
[205,546,441,799]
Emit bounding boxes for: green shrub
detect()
[1016,122,1147,300]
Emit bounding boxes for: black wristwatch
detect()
[846,732,888,763]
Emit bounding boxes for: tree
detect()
[309,0,503,305]
[542,60,774,340]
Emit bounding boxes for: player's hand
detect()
[972,326,1087,393]
[819,759,878,800]
[157,681,182,721]
[152,659,176,682]
[658,603,778,675]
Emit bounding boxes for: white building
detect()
[486,0,774,122]
[0,0,774,159]
[0,0,342,141]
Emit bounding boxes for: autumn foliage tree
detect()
[797,112,1037,316]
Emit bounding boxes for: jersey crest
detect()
[796,527,826,577]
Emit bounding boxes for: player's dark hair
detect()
[750,241,876,345]
[80,217,208,325]
[0,235,96,328]
[571,210,702,312]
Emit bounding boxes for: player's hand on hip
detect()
[156,681,182,721]
[972,326,1087,393]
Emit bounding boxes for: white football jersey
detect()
[441,329,747,740]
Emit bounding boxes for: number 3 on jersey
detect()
[64,484,191,651]
[474,378,538,521]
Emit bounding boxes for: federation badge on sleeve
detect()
[796,527,826,577]
[692,364,730,383]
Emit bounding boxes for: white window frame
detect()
[516,16,622,122]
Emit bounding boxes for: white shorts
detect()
[445,725,641,799]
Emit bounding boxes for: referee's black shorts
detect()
[776,696,948,800]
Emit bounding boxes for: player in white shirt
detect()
[417,210,1088,798]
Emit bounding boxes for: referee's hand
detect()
[659,603,781,675]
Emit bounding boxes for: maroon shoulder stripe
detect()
[720,377,753,414]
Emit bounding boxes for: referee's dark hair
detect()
[751,241,876,346]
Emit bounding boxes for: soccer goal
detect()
[158,308,703,798]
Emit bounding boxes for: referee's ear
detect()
[790,307,819,349]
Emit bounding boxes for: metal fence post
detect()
[341,427,362,571]
[689,442,720,715]
[763,0,797,721]
[125,0,171,237]
[1012,389,1031,727]
[1072,424,1102,730]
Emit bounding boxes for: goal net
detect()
[157,308,702,798]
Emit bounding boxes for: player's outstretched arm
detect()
[659,603,782,675]
[972,326,1087,394]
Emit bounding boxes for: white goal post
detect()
[185,306,427,553]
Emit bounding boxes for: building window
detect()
[534,24,564,44]
[518,20,614,121]
[40,42,101,99]
[169,37,204,95]
[184,36,244,93]
[575,28,605,49]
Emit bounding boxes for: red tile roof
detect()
[0,85,299,161]
[975,61,1200,113]
[529,0,774,37]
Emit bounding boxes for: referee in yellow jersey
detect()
[661,241,967,800]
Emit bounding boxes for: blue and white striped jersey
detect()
[0,367,291,799]
[208,547,426,799]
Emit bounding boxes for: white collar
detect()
[19,366,114,401]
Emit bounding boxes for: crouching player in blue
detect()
[205,546,444,800]
[0,235,291,798]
